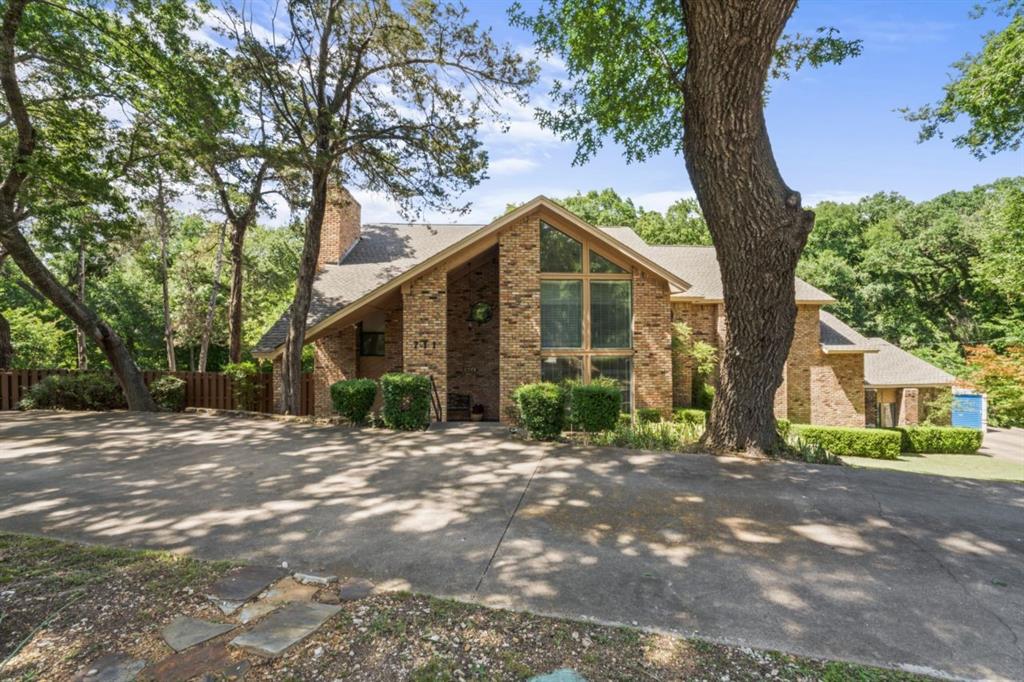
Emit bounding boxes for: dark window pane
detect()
[541,356,582,384]
[591,356,632,413]
[540,222,582,272]
[541,280,583,348]
[590,250,627,274]
[590,280,632,348]
[360,331,385,356]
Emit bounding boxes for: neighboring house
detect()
[254,187,954,426]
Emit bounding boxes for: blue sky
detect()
[354,0,1022,224]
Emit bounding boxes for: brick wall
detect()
[498,215,542,421]
[272,356,283,413]
[898,387,919,425]
[633,272,673,417]
[313,325,357,416]
[404,264,448,421]
[670,302,719,408]
[356,300,404,381]
[318,185,361,269]
[447,253,500,420]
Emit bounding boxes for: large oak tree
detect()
[226,0,537,414]
[513,0,860,454]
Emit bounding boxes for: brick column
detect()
[272,357,284,413]
[313,326,358,417]
[899,388,919,426]
[634,271,673,417]
[864,389,878,427]
[404,265,448,422]
[498,216,541,423]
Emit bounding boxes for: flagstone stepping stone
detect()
[293,572,337,586]
[238,577,319,624]
[208,565,286,603]
[529,670,587,682]
[230,601,341,657]
[161,616,236,652]
[337,577,375,601]
[71,653,146,682]
[143,643,242,682]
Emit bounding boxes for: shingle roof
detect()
[598,227,834,302]
[254,223,482,353]
[819,310,878,353]
[864,338,956,387]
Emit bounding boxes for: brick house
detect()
[254,188,954,427]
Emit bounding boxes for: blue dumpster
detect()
[952,393,984,429]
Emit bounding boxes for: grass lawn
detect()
[842,453,1023,482]
[0,533,936,681]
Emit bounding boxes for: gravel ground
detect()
[0,533,933,681]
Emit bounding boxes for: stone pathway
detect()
[72,565,368,680]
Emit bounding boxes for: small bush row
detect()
[330,374,433,430]
[513,379,626,440]
[791,424,902,460]
[888,426,983,454]
[19,372,125,411]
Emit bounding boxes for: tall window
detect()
[539,220,634,411]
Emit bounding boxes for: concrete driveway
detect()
[1,412,1021,680]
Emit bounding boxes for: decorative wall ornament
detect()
[468,301,493,324]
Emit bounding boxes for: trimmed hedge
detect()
[792,424,902,460]
[513,382,565,440]
[150,375,186,412]
[890,426,983,454]
[330,378,377,424]
[776,418,791,441]
[636,408,662,424]
[569,378,620,432]
[19,372,124,411]
[673,408,707,428]
[380,373,432,430]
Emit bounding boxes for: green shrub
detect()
[789,436,842,465]
[791,425,901,459]
[330,378,378,424]
[589,420,703,451]
[891,426,983,454]
[694,382,715,410]
[223,361,260,411]
[568,378,620,432]
[513,382,566,440]
[19,372,124,411]
[380,373,432,430]
[636,408,662,424]
[673,408,707,428]
[150,375,186,412]
[776,418,791,441]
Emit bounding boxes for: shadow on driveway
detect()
[1,411,1021,680]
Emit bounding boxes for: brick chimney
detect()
[318,185,361,268]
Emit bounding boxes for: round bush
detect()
[636,408,662,424]
[380,373,432,430]
[330,378,378,424]
[19,372,124,411]
[513,382,566,440]
[673,408,707,428]
[569,379,620,433]
[150,375,186,412]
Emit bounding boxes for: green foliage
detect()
[510,0,859,164]
[966,345,1024,427]
[672,322,718,376]
[673,408,707,428]
[921,391,953,426]
[891,427,983,454]
[788,437,842,465]
[330,379,378,425]
[589,419,703,451]
[776,418,792,441]
[150,375,186,412]
[380,373,432,431]
[693,382,715,411]
[636,408,662,424]
[513,382,566,440]
[791,425,902,460]
[568,378,621,432]
[19,373,124,411]
[904,7,1023,157]
[223,362,259,411]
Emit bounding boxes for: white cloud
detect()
[488,157,539,176]
[803,190,869,207]
[631,190,696,213]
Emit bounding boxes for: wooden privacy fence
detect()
[0,369,315,415]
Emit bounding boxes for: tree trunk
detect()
[680,0,813,455]
[199,220,227,372]
[226,218,248,364]
[76,239,88,370]
[282,172,329,415]
[155,177,177,371]
[0,228,157,410]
